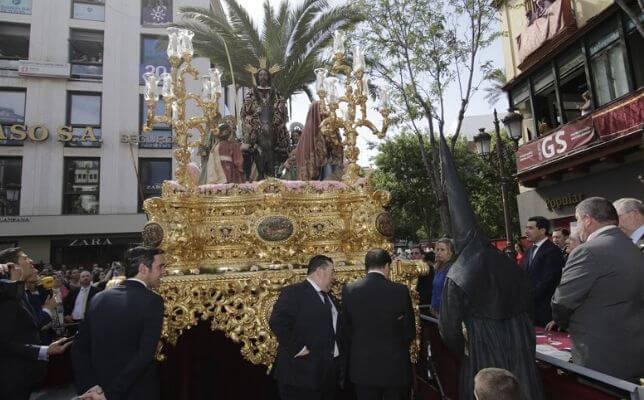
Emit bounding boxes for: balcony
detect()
[515,89,643,187]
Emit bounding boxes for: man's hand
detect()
[43,294,57,313]
[64,315,75,323]
[294,346,310,358]
[79,386,106,400]
[47,337,73,356]
[545,320,557,332]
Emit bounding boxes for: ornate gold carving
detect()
[157,260,425,369]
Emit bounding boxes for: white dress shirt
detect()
[304,278,339,357]
[630,224,644,244]
[530,237,549,262]
[71,285,91,320]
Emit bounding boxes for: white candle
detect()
[178,29,194,57]
[166,27,180,59]
[143,72,159,101]
[209,68,222,98]
[160,72,173,98]
[353,45,365,72]
[333,30,346,54]
[201,76,211,101]
[314,68,328,92]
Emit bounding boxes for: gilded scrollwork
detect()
[157,261,425,368]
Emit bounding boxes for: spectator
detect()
[0,248,72,400]
[613,198,644,245]
[514,241,525,266]
[64,271,100,325]
[565,231,581,255]
[552,197,644,382]
[430,238,455,318]
[474,368,520,400]
[68,269,81,290]
[551,228,570,252]
[73,246,166,400]
[522,216,565,327]
[409,246,423,260]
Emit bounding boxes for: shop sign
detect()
[0,124,101,145]
[0,216,31,223]
[545,193,585,211]
[516,116,595,172]
[69,237,113,247]
[0,0,31,14]
[120,134,174,145]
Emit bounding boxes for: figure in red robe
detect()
[206,122,244,184]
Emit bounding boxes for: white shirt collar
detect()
[367,270,386,277]
[79,285,91,291]
[533,237,548,248]
[126,278,148,288]
[306,277,322,293]
[586,225,617,242]
[630,225,644,243]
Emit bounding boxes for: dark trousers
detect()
[354,385,410,400]
[278,357,340,400]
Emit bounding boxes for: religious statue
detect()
[202,121,244,184]
[241,59,290,181]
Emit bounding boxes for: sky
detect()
[230,0,506,165]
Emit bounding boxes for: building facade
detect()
[0,0,213,265]
[498,0,643,231]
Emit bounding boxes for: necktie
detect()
[79,288,89,319]
[320,291,334,332]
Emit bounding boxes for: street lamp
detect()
[473,109,514,248]
[502,108,523,146]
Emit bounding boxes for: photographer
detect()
[0,248,72,400]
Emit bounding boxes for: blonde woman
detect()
[430,238,456,317]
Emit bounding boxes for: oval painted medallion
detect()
[257,216,294,242]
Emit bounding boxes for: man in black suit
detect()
[0,248,72,400]
[522,216,565,327]
[72,246,166,400]
[269,255,343,400]
[341,248,415,400]
[64,270,100,324]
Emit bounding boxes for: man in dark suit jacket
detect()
[64,270,100,322]
[552,197,644,382]
[269,255,343,400]
[0,248,71,400]
[72,246,166,400]
[341,248,416,400]
[522,216,565,327]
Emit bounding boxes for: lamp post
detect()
[473,109,518,247]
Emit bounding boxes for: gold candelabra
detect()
[142,27,222,190]
[316,31,392,183]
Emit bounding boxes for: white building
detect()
[0,0,212,265]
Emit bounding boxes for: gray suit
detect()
[552,227,644,382]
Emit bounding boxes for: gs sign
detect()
[540,130,568,158]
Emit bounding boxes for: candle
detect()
[166,27,180,59]
[314,68,328,92]
[143,72,159,101]
[209,67,222,98]
[178,29,194,57]
[201,76,211,101]
[325,77,339,103]
[160,72,173,98]
[379,86,391,111]
[333,30,346,55]
[353,45,365,72]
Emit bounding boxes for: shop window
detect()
[138,158,171,211]
[588,22,629,106]
[69,29,103,80]
[531,66,560,135]
[139,96,172,149]
[63,158,100,215]
[141,0,172,26]
[624,13,644,89]
[0,89,26,146]
[0,157,22,216]
[511,83,535,142]
[556,46,589,123]
[0,0,32,15]
[0,23,29,73]
[66,92,102,148]
[72,0,105,21]
[140,35,170,85]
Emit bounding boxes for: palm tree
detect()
[483,68,507,107]
[176,0,363,101]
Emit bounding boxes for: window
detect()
[69,30,103,80]
[138,158,171,211]
[0,23,29,73]
[531,66,560,135]
[624,13,644,89]
[140,35,170,85]
[0,157,22,216]
[141,0,172,26]
[63,158,100,215]
[0,89,26,146]
[139,96,172,149]
[66,92,102,147]
[511,83,535,142]
[556,46,589,122]
[588,22,629,106]
[72,0,105,21]
[0,0,31,15]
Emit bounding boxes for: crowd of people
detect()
[0,196,642,400]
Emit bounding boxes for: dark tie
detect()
[320,291,335,333]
